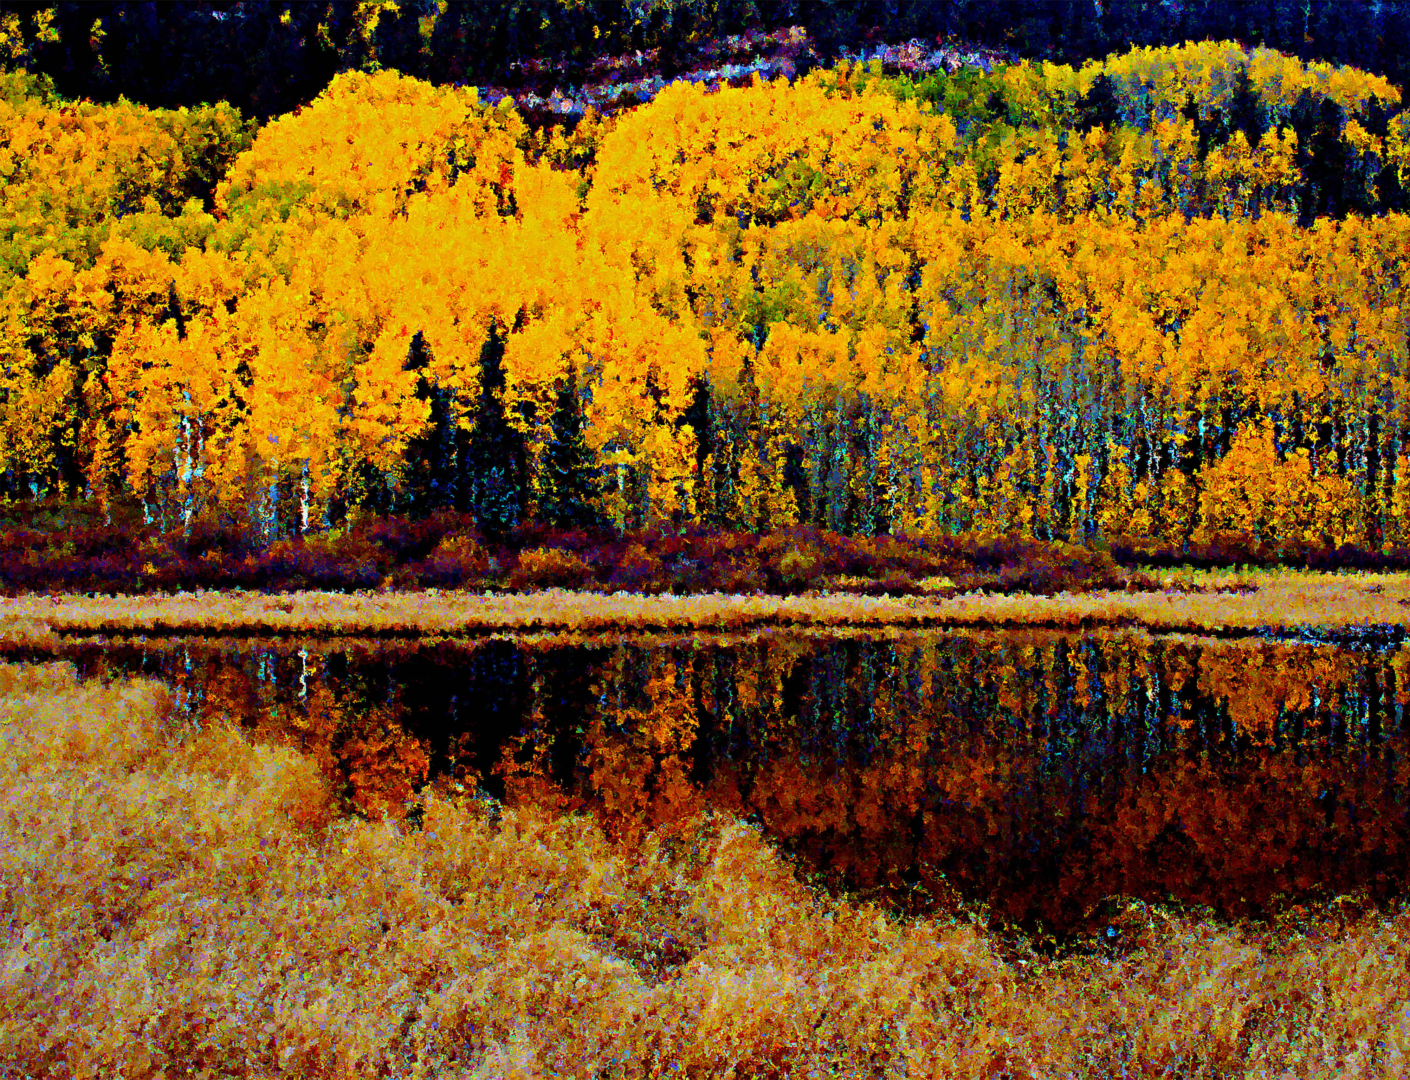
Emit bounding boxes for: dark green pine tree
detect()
[537,359,603,530]
[1292,91,1350,224]
[465,317,527,542]
[1225,62,1268,152]
[398,331,466,517]
[1074,71,1121,134]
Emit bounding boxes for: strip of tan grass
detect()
[2,570,1409,639]
[2,660,1408,1077]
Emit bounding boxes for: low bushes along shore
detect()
[1,495,1401,602]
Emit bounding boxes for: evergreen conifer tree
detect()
[399,331,466,517]
[465,318,527,542]
[1075,71,1120,134]
[537,359,602,530]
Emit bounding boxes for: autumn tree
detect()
[2,41,1408,559]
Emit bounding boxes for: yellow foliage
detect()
[0,43,1406,548]
[1193,419,1361,549]
[215,68,523,224]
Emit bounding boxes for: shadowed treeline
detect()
[5,1,1410,140]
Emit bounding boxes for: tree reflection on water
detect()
[12,626,1409,947]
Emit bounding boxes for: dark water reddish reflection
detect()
[8,626,1409,946]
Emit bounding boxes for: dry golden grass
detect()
[2,569,1409,640]
[2,660,1408,1077]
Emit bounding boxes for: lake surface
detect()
[8,626,1409,946]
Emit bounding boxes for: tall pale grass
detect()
[0,570,1407,639]
[0,660,1407,1077]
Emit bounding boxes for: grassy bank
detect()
[1,659,1406,1077]
[0,569,1403,643]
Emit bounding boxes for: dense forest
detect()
[0,3,1408,572]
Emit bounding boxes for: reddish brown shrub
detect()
[607,542,668,593]
[509,546,595,590]
[418,534,491,588]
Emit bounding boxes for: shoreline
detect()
[0,569,1405,642]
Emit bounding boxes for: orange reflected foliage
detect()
[339,703,431,821]
[193,651,431,821]
[36,627,1410,942]
[476,631,1410,935]
[578,652,713,852]
[493,682,586,818]
[1195,642,1359,743]
[749,754,857,839]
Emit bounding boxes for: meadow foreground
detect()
[0,658,1407,1077]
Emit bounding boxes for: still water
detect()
[8,626,1409,944]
